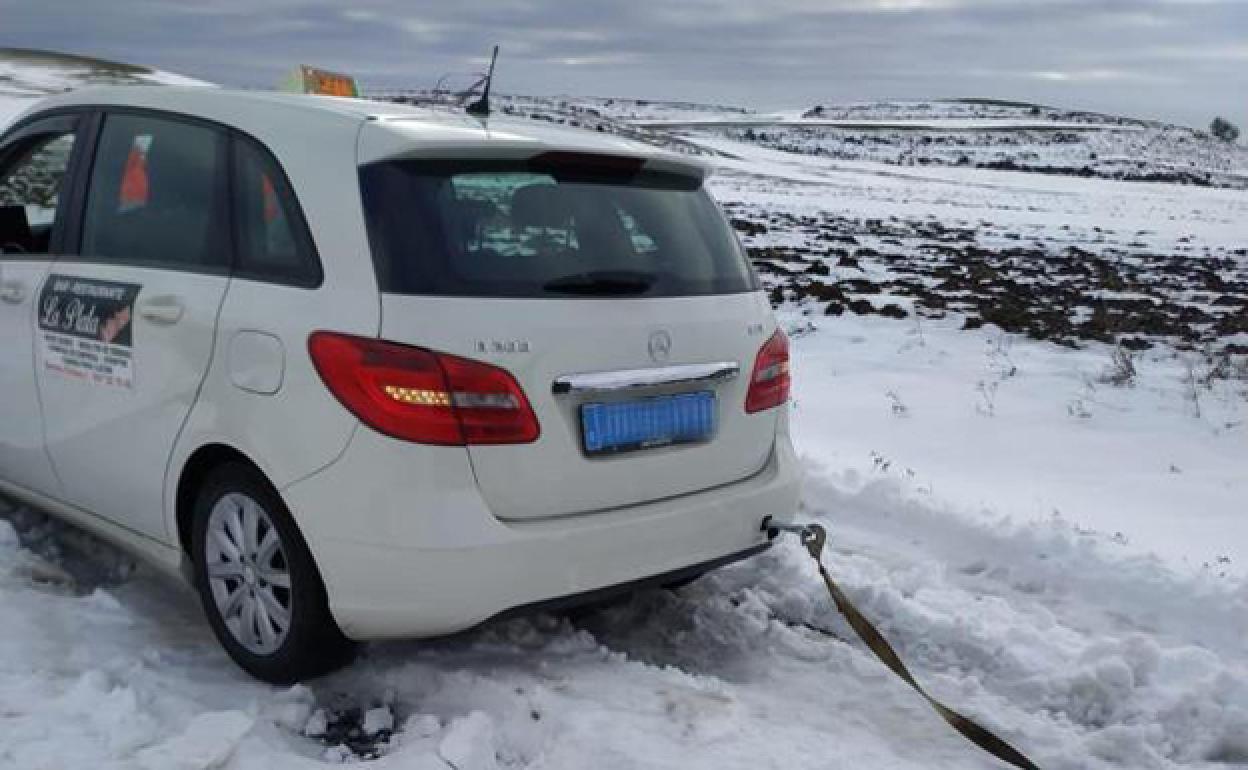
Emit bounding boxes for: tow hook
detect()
[761,514,805,539]
[761,515,827,560]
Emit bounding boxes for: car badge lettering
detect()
[648,330,672,363]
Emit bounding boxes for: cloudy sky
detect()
[4,0,1246,129]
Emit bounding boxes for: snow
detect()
[633,117,1130,132]
[0,54,212,95]
[0,51,211,131]
[785,313,1248,575]
[668,101,1247,189]
[4,471,1247,768]
[0,97,29,129]
[3,61,1248,769]
[690,133,1248,577]
[436,712,498,770]
[135,711,254,770]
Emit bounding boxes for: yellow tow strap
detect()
[794,524,1042,770]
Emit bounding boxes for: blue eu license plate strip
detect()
[581,391,716,455]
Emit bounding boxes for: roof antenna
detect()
[465,45,499,117]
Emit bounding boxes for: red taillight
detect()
[745,329,791,413]
[308,332,539,446]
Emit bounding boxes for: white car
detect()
[0,86,800,682]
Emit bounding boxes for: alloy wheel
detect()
[204,492,293,655]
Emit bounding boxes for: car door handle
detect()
[138,296,185,325]
[0,280,25,304]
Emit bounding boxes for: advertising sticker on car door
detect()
[37,274,141,388]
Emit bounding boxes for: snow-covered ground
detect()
[791,314,1248,576]
[702,137,1248,577]
[0,47,209,125]
[3,53,1247,769]
[484,94,1248,189]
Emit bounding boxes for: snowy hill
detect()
[698,100,1248,190]
[371,90,1248,188]
[0,47,209,125]
[593,96,1248,189]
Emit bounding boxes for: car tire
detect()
[190,461,356,683]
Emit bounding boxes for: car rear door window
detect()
[81,113,228,270]
[0,131,75,256]
[231,137,321,287]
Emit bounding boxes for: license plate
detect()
[581,391,716,455]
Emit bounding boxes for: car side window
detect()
[231,137,321,287]
[0,131,76,256]
[81,113,228,270]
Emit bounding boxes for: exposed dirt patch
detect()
[729,206,1248,352]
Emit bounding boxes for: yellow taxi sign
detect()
[285,65,360,98]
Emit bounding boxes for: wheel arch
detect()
[177,441,357,680]
[174,443,265,557]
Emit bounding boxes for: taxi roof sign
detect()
[283,65,360,98]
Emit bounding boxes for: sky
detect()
[2,0,1246,130]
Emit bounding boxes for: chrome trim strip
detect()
[552,361,740,395]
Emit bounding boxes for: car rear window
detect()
[358,157,758,298]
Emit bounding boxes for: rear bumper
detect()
[282,420,801,640]
[488,540,772,623]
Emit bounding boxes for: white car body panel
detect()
[170,276,375,521]
[0,86,800,641]
[0,259,61,496]
[284,412,798,639]
[36,263,227,541]
[0,476,185,578]
[379,292,780,521]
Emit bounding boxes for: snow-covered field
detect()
[705,138,1248,577]
[2,52,1247,769]
[0,47,209,125]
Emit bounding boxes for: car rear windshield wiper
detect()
[542,271,656,296]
